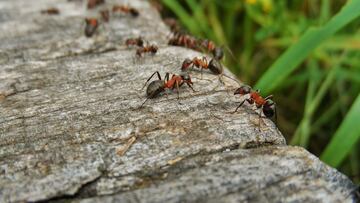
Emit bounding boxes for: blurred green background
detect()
[157,0,360,183]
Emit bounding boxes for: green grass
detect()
[161,0,360,183]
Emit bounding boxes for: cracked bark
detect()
[0,0,358,202]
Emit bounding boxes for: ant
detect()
[100,9,109,22]
[168,34,224,61]
[140,71,195,107]
[85,18,99,37]
[87,0,105,9]
[125,37,144,47]
[233,85,277,124]
[168,33,199,51]
[181,57,237,85]
[136,44,158,57]
[112,5,139,17]
[41,8,60,15]
[181,57,221,75]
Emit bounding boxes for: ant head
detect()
[137,37,144,46]
[263,99,275,118]
[151,45,158,53]
[180,72,193,84]
[212,47,224,60]
[181,58,192,71]
[234,85,251,95]
[85,18,99,37]
[208,58,222,75]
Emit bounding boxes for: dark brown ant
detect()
[168,33,199,51]
[84,18,99,37]
[100,9,109,22]
[125,37,144,47]
[168,34,224,60]
[233,85,277,124]
[41,8,60,15]
[140,71,195,107]
[136,44,158,57]
[112,5,139,17]
[87,0,105,9]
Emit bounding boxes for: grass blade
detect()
[255,0,360,95]
[320,94,360,167]
[161,0,202,35]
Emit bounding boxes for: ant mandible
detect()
[140,71,196,107]
[233,85,277,124]
[136,44,158,57]
[85,18,99,37]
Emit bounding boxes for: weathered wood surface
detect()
[0,0,358,202]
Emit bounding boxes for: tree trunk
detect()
[0,0,358,202]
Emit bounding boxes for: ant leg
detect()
[176,81,180,100]
[232,99,246,113]
[186,82,197,92]
[175,81,182,104]
[139,98,149,108]
[264,95,273,100]
[222,74,240,85]
[203,56,208,70]
[140,71,162,91]
[164,72,170,82]
[218,75,225,85]
[258,108,262,128]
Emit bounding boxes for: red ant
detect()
[181,57,222,75]
[233,85,277,124]
[168,34,224,60]
[140,71,195,107]
[41,8,60,15]
[125,37,144,47]
[100,9,110,22]
[136,44,158,57]
[168,33,199,51]
[85,18,99,37]
[87,0,105,9]
[181,57,238,84]
[112,5,139,17]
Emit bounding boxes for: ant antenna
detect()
[139,98,149,108]
[221,73,240,85]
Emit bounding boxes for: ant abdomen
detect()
[212,47,224,60]
[208,59,223,75]
[146,80,164,98]
[263,100,275,118]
